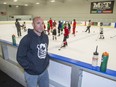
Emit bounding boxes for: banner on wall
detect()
[92,22,98,26]
[115,23,116,28]
[76,21,85,26]
[103,22,111,26]
[90,1,114,14]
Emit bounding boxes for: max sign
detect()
[90,1,114,14]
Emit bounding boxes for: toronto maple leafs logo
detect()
[37,43,47,59]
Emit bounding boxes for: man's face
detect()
[33,17,44,33]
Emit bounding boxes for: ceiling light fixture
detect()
[14,0,18,2]
[50,0,55,3]
[36,2,40,4]
[24,4,28,6]
[3,2,7,4]
[16,5,19,8]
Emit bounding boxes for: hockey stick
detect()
[58,41,68,50]
[58,47,62,50]
[58,42,63,50]
[96,34,100,41]
[58,36,69,50]
[110,35,116,38]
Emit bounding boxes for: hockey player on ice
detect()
[58,22,69,50]
[99,22,104,39]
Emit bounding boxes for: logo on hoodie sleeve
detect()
[37,43,47,59]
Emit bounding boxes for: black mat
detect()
[0,70,24,87]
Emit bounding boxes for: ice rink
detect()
[0,22,116,71]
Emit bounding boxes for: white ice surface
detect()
[0,23,116,71]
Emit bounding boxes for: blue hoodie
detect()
[17,29,49,75]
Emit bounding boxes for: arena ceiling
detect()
[0,0,113,6]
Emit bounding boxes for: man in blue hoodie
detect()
[17,17,50,87]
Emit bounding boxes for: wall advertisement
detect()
[90,1,114,14]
